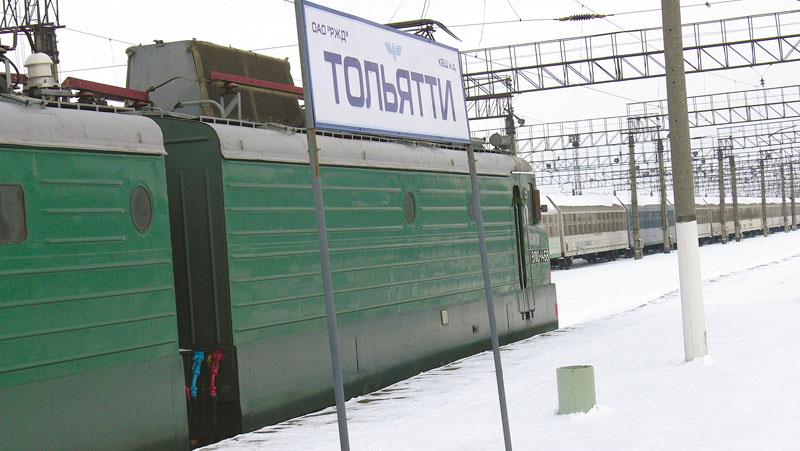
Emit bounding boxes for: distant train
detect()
[541,192,794,268]
[1,41,557,450]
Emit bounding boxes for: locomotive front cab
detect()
[511,170,557,328]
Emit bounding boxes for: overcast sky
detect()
[8,0,799,132]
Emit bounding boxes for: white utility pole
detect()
[661,0,708,361]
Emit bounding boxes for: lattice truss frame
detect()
[460,9,800,120]
[717,119,800,198]
[0,0,59,33]
[482,84,800,198]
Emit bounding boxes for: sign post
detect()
[295,1,512,449]
[467,142,513,450]
[294,1,350,450]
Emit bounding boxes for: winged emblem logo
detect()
[385,42,402,61]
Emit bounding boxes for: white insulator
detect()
[24,52,58,89]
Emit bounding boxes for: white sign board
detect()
[299,1,471,143]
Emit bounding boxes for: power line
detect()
[505,0,522,21]
[478,0,486,46]
[581,85,643,103]
[250,43,298,51]
[387,0,406,23]
[450,16,551,28]
[419,0,429,19]
[60,63,126,73]
[65,22,300,54]
[612,0,743,17]
[449,0,747,28]
[62,27,136,46]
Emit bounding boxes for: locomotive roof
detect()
[0,99,166,155]
[205,121,529,176]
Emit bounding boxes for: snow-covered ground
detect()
[205,232,800,450]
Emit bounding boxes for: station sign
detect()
[298,1,471,143]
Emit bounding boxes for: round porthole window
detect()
[131,186,153,232]
[404,191,417,224]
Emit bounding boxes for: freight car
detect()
[616,193,676,253]
[543,190,794,268]
[700,197,790,242]
[542,194,629,268]
[765,201,786,232]
[736,198,768,236]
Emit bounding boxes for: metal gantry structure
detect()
[457,7,800,208]
[0,0,60,70]
[473,83,800,198]
[717,119,800,198]
[460,9,800,120]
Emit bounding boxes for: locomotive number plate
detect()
[529,249,550,263]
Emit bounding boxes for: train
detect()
[542,190,794,268]
[1,41,557,450]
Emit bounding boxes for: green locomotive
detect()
[1,41,557,449]
[153,114,557,443]
[0,100,187,449]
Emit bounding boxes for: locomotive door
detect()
[511,180,532,313]
[524,182,541,315]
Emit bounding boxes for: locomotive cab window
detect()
[0,184,26,243]
[512,186,528,288]
[530,184,542,224]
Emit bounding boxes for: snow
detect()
[614,191,671,207]
[204,232,800,451]
[737,197,767,205]
[702,196,785,205]
[546,193,622,208]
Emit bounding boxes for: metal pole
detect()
[505,103,518,156]
[760,159,768,237]
[661,0,708,361]
[571,136,582,195]
[781,163,788,232]
[294,2,350,449]
[791,161,796,230]
[658,137,671,253]
[628,133,642,259]
[728,155,741,242]
[717,148,727,243]
[467,145,513,451]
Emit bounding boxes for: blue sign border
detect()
[299,0,472,144]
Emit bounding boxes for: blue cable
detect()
[190,351,204,399]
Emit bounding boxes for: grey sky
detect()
[9,0,799,131]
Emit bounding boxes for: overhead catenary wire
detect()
[477,0,486,46]
[505,0,523,21]
[448,0,747,28]
[8,0,781,118]
[62,27,136,46]
[59,63,126,73]
[419,0,430,19]
[387,0,406,23]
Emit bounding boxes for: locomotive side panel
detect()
[0,142,187,449]
[224,160,556,429]
[153,117,556,440]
